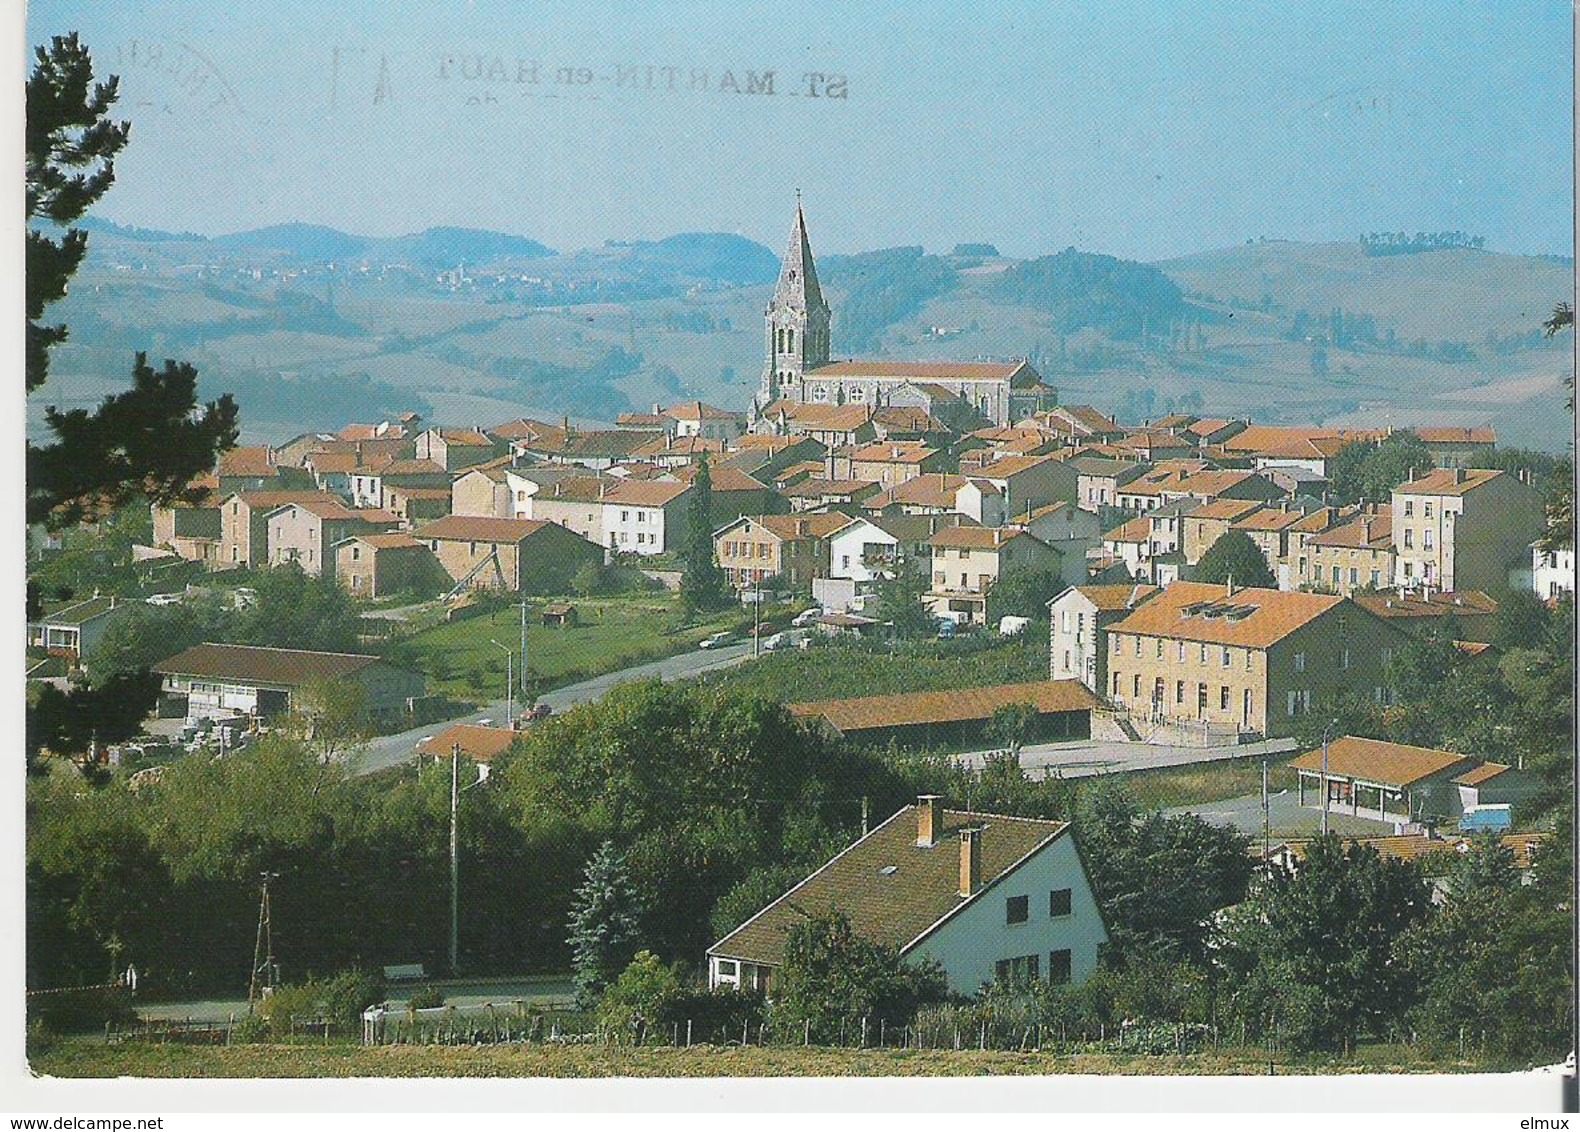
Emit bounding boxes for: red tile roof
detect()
[1289,735,1475,787]
[790,680,1096,734]
[153,642,391,684]
[418,723,522,763]
[1106,581,1348,648]
[414,515,555,543]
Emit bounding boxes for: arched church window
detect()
[787,328,795,354]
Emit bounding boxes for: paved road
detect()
[137,975,574,1023]
[1166,789,1396,839]
[955,736,1298,780]
[349,642,757,776]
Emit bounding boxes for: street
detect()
[137,975,575,1024]
[1166,789,1396,839]
[348,641,757,776]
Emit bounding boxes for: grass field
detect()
[1113,755,1299,812]
[29,1037,1513,1078]
[389,594,745,701]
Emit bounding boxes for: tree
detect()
[566,840,647,1008]
[870,555,937,637]
[27,670,162,765]
[1223,835,1431,1051]
[769,910,946,1043]
[1073,781,1253,966]
[987,701,1039,757]
[1194,530,1276,589]
[986,566,1067,623]
[1327,432,1434,506]
[678,457,731,613]
[26,34,237,528]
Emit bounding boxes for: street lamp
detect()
[449,743,489,975]
[1320,718,1340,837]
[489,639,513,724]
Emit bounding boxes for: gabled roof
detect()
[719,513,855,541]
[1451,762,1513,787]
[927,526,1042,552]
[1395,468,1507,497]
[602,480,691,507]
[414,515,556,543]
[1187,498,1265,522]
[267,497,398,524]
[709,803,1071,967]
[781,477,881,500]
[1289,735,1474,788]
[1351,590,1499,620]
[1106,581,1349,648]
[1232,508,1304,533]
[152,642,390,685]
[1103,517,1151,544]
[33,595,125,626]
[1415,427,1496,445]
[1051,583,1161,613]
[632,435,726,458]
[848,440,940,465]
[426,427,497,447]
[378,458,448,477]
[972,453,1060,481]
[666,463,768,493]
[304,451,360,475]
[490,418,569,444]
[809,359,1034,382]
[418,723,522,763]
[1308,513,1392,550]
[334,531,427,552]
[217,447,279,478]
[231,490,335,510]
[664,400,743,421]
[790,679,1096,733]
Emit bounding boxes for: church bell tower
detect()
[756,197,831,414]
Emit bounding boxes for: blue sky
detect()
[26,1,1576,259]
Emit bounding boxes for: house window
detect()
[1220,685,1230,710]
[1177,641,1186,662]
[994,955,1040,984]
[1063,650,1071,671]
[1349,567,1358,586]
[1176,679,1185,704]
[1424,501,1433,518]
[1404,500,1414,517]
[1332,566,1341,586]
[1370,569,1381,588]
[1006,895,1029,925]
[1156,639,1164,659]
[1404,561,1414,578]
[1133,674,1141,699]
[1222,647,1231,668]
[1294,652,1306,672]
[1048,949,1073,985]
[1288,690,1299,716]
[1199,644,1207,663]
[1341,648,1351,670]
[1423,530,1433,550]
[1049,888,1072,917]
[1113,670,1121,696]
[1403,529,1414,549]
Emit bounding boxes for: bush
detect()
[597,952,765,1046]
[318,968,385,1029]
[406,985,446,1011]
[25,986,137,1035]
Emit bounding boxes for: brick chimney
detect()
[916,795,944,847]
[959,827,982,896]
[1453,467,1467,485]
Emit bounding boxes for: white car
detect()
[791,608,822,628]
[699,632,735,650]
[145,593,183,606]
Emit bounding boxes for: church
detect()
[751,201,1059,430]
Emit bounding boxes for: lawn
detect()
[386,594,746,702]
[1115,754,1299,812]
[28,1037,1517,1078]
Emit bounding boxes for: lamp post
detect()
[448,742,488,975]
[489,639,513,724]
[1320,718,1339,837]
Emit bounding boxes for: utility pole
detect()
[1320,719,1337,838]
[248,871,279,1011]
[519,599,529,703]
[752,587,761,658]
[449,742,460,975]
[490,640,513,723]
[1262,758,1270,875]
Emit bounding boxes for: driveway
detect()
[348,642,756,776]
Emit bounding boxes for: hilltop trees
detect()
[1327,431,1434,505]
[26,33,237,528]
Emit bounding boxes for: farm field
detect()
[28,1037,1518,1079]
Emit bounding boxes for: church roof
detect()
[773,201,829,316]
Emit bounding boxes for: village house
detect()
[451,465,514,518]
[663,462,776,525]
[1392,467,1544,594]
[1350,589,1501,644]
[1010,502,1101,586]
[517,429,651,470]
[28,595,137,666]
[708,795,1107,995]
[381,485,453,527]
[631,434,727,469]
[151,495,223,565]
[1035,405,1124,447]
[1300,509,1393,595]
[265,499,401,577]
[332,532,446,599]
[925,525,1059,625]
[1528,542,1576,601]
[215,446,313,496]
[417,723,523,763]
[1104,581,1412,737]
[862,473,1007,527]
[488,417,569,459]
[713,513,853,591]
[782,476,883,512]
[355,457,449,511]
[414,515,603,593]
[1181,499,1267,565]
[414,427,509,472]
[1101,503,1191,584]
[842,439,948,489]
[1415,426,1497,469]
[302,450,360,499]
[598,479,692,555]
[1047,583,1160,693]
[217,491,330,569]
[663,400,746,443]
[973,453,1080,520]
[153,642,425,726]
[1072,457,1147,512]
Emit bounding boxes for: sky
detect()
[24,1,1577,261]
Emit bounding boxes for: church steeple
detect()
[757,196,832,412]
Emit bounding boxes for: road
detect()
[1166,790,1396,839]
[349,641,757,776]
[954,736,1299,780]
[137,975,574,1024]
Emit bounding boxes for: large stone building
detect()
[1391,468,1544,594]
[752,203,1057,428]
[1103,580,1411,738]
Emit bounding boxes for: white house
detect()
[1013,502,1100,586]
[1047,582,1160,693]
[707,797,1108,996]
[1529,542,1575,602]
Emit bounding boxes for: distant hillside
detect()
[990,248,1189,341]
[621,233,778,285]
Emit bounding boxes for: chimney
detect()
[916,795,944,847]
[992,529,1002,547]
[959,827,983,897]
[1453,467,1466,485]
[1226,573,1236,597]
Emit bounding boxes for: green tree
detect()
[1223,834,1431,1051]
[27,670,162,764]
[1444,831,1519,902]
[986,565,1067,623]
[1073,781,1252,966]
[567,840,647,1008]
[26,35,237,527]
[596,950,683,1040]
[1327,432,1434,506]
[1194,530,1276,589]
[870,555,936,637]
[987,701,1039,757]
[679,457,731,613]
[769,910,947,1043]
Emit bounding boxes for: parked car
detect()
[520,702,552,721]
[936,618,957,640]
[145,593,183,606]
[791,608,822,628]
[699,631,735,650]
[762,629,809,652]
[998,615,1030,637]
